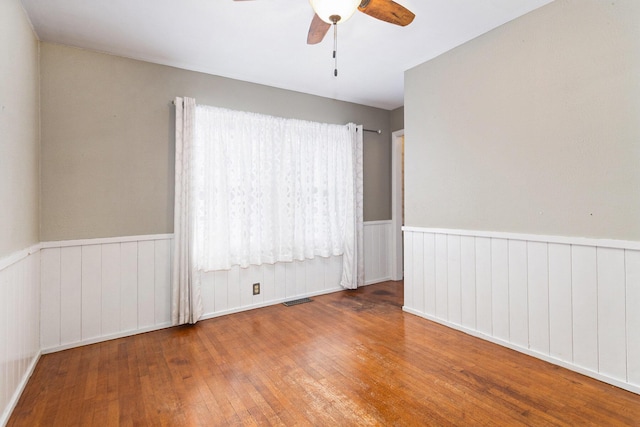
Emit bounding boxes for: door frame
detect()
[391,129,404,281]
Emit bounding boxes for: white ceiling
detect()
[20,0,553,110]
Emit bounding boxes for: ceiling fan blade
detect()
[307,13,331,44]
[358,0,415,26]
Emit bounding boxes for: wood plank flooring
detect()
[9,281,640,426]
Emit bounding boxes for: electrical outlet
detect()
[253,282,260,295]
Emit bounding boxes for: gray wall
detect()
[405,0,640,240]
[390,106,404,132]
[0,0,40,257]
[40,43,392,241]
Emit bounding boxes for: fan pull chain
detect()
[333,22,338,77]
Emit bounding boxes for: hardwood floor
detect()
[9,281,640,426]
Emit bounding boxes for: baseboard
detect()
[364,276,391,285]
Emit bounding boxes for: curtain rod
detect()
[172,100,382,134]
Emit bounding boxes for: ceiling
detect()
[20,0,553,110]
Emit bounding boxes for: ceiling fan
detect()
[233,0,415,45]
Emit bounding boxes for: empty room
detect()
[2,0,639,425]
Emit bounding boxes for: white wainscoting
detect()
[403,227,640,395]
[364,220,392,285]
[40,236,355,352]
[0,245,41,427]
[198,255,344,320]
[40,222,392,352]
[40,235,174,352]
[1,222,391,422]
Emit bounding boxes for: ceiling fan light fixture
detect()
[310,0,361,24]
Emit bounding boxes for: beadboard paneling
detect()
[528,242,550,355]
[460,236,476,330]
[403,227,640,394]
[0,246,41,427]
[548,243,573,362]
[597,247,627,382]
[40,223,392,352]
[198,256,343,319]
[4,223,391,421]
[363,220,392,285]
[572,245,598,372]
[60,246,81,345]
[627,250,640,386]
[474,237,492,336]
[40,236,173,352]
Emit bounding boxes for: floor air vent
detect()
[283,297,313,307]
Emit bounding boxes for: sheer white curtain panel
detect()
[172,97,203,325]
[192,105,363,288]
[341,123,364,289]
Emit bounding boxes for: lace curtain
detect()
[173,98,363,324]
[192,104,362,287]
